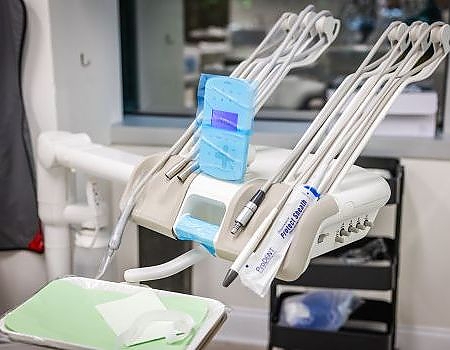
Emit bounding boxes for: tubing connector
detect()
[231,190,265,236]
[177,161,200,182]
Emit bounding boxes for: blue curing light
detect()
[199,76,255,181]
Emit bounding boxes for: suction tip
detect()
[222,269,238,287]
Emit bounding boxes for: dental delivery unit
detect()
[35,7,450,297]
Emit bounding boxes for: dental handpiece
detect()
[96,187,137,279]
[96,113,202,280]
[96,230,121,279]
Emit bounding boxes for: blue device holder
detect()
[199,76,255,182]
[173,75,255,254]
[174,214,218,255]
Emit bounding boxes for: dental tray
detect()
[0,277,227,350]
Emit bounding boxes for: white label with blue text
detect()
[240,184,318,296]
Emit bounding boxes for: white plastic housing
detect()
[174,148,390,269]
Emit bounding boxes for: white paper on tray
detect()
[96,290,193,346]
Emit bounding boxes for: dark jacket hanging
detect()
[0,0,43,252]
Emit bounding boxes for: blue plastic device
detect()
[174,214,218,255]
[199,76,255,182]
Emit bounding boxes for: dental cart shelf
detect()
[269,156,404,350]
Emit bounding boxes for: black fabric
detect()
[0,0,42,251]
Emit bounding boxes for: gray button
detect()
[356,223,365,230]
[364,219,373,227]
[348,225,358,233]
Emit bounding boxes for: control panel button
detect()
[348,225,358,233]
[356,223,365,230]
[340,228,350,236]
[363,219,373,227]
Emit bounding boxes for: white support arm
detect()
[124,246,209,283]
[37,131,143,280]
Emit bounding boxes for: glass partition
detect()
[120,0,449,134]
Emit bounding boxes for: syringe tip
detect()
[222,269,238,287]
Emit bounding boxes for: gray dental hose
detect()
[96,120,200,279]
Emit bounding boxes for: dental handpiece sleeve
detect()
[240,185,320,296]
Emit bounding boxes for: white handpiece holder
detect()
[123,149,391,283]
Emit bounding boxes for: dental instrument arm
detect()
[168,9,340,237]
[230,22,405,236]
[323,24,449,194]
[282,21,411,186]
[312,22,436,194]
[295,22,430,194]
[224,22,448,291]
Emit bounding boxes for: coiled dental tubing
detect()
[294,21,432,196]
[321,23,449,194]
[224,23,416,285]
[290,23,424,191]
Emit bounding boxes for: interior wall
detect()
[48,0,122,145]
[22,0,122,144]
[397,158,450,329]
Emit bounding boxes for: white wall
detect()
[397,159,450,329]
[22,0,122,143]
[48,0,122,144]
